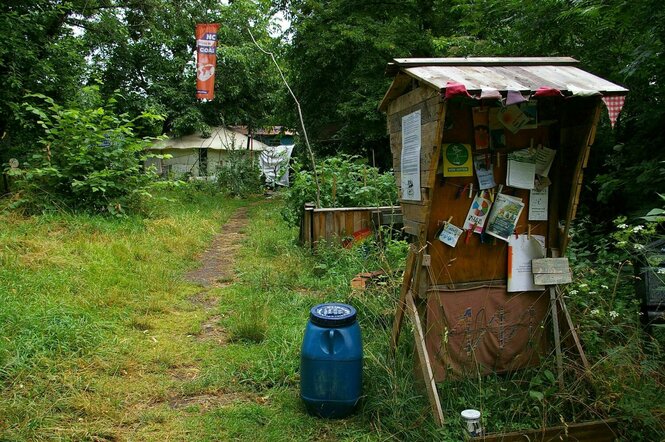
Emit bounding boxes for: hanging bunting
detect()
[532,86,563,98]
[505,90,528,106]
[480,87,502,100]
[444,81,472,100]
[567,84,601,97]
[196,23,220,100]
[602,95,626,128]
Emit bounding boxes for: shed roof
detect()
[150,126,270,151]
[379,57,628,111]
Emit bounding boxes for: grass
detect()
[1,188,663,441]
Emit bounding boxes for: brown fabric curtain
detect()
[426,285,549,381]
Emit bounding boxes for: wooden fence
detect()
[300,204,403,247]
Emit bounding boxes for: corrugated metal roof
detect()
[379,57,628,111]
[150,126,270,151]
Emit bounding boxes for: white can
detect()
[461,409,482,437]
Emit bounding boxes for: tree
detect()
[281,0,434,166]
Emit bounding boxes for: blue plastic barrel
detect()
[300,303,362,418]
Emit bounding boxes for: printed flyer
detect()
[474,155,496,190]
[463,192,493,234]
[485,193,525,242]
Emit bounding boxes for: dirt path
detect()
[182,206,250,347]
[185,206,249,289]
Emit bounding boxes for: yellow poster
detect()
[443,143,473,177]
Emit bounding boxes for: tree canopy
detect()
[1,0,663,215]
[0,0,284,162]
[282,0,665,215]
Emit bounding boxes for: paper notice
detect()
[507,234,546,292]
[438,222,464,247]
[528,187,549,221]
[474,155,496,190]
[534,146,556,177]
[401,110,421,201]
[507,149,536,190]
[498,105,530,133]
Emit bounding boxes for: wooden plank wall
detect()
[300,206,402,246]
[387,86,443,236]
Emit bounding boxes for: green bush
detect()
[281,154,398,226]
[7,90,163,215]
[215,149,263,198]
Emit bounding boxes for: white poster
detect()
[528,187,549,221]
[507,235,546,292]
[401,110,421,201]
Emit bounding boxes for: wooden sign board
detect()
[532,258,572,285]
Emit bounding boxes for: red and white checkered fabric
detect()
[602,95,626,128]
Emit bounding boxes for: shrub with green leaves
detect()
[215,149,263,198]
[282,154,398,226]
[8,91,163,215]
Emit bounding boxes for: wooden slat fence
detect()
[300,204,402,247]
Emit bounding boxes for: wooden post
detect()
[390,244,418,356]
[406,291,444,426]
[557,288,591,372]
[550,286,565,391]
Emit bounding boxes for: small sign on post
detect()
[532,258,572,285]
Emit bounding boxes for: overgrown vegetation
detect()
[282,154,398,226]
[6,90,163,215]
[2,191,661,440]
[215,149,264,198]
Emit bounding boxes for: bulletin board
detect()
[422,98,563,379]
[381,57,628,427]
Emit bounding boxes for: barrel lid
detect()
[461,409,481,420]
[310,303,357,327]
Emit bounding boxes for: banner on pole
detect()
[196,23,220,100]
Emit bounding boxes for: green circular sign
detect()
[446,143,469,166]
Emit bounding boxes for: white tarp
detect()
[260,144,294,186]
[150,126,270,151]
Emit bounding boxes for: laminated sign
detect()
[443,143,473,177]
[196,23,220,100]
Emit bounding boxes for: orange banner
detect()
[196,23,220,100]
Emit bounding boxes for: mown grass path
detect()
[1,194,408,441]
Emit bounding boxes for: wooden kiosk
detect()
[379,58,627,430]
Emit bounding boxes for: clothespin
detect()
[468,183,474,198]
[528,224,532,239]
[514,229,519,239]
[465,227,474,244]
[485,153,490,169]
[498,184,504,195]
[480,229,488,244]
[456,184,467,199]
[447,216,453,225]
[489,188,495,202]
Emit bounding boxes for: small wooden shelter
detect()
[379,57,627,429]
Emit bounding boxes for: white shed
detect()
[147,126,270,177]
